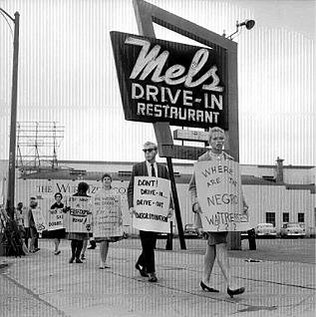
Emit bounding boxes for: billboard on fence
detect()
[111,31,228,129]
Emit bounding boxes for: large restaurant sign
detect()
[110,31,228,129]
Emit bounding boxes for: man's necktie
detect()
[151,163,156,177]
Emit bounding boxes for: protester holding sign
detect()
[64,182,91,264]
[14,202,26,238]
[128,141,173,283]
[14,202,29,255]
[23,201,30,249]
[28,197,40,253]
[92,173,123,269]
[46,192,65,255]
[189,127,249,298]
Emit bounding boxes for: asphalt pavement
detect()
[1,238,315,317]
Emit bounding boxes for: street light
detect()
[0,8,20,219]
[225,19,255,40]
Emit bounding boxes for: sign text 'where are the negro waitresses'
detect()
[110,31,228,129]
[195,160,250,232]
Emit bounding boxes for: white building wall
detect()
[13,178,198,235]
[243,185,314,233]
[1,160,315,236]
[5,177,316,236]
[14,178,138,234]
[239,165,272,177]
[283,168,315,184]
[1,160,314,184]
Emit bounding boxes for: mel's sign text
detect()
[111,31,228,129]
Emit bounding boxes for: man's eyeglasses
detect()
[142,148,156,153]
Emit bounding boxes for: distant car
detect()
[255,223,277,238]
[298,223,306,231]
[240,231,249,239]
[280,223,306,238]
[156,232,168,239]
[184,224,199,238]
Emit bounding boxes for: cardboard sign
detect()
[65,196,92,233]
[47,208,64,231]
[110,31,228,129]
[133,177,171,233]
[92,193,123,238]
[31,207,47,233]
[195,160,250,232]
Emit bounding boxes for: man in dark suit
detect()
[128,141,172,282]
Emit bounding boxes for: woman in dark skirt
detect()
[47,192,66,255]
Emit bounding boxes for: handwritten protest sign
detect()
[47,208,64,231]
[133,177,170,233]
[92,193,123,238]
[65,196,92,233]
[31,207,47,233]
[195,160,250,232]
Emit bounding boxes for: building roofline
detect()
[0,158,314,169]
[58,160,314,169]
[257,164,314,169]
[58,160,194,167]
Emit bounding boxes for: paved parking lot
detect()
[229,238,315,264]
[1,237,315,317]
[117,237,316,264]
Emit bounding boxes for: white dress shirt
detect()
[146,161,158,177]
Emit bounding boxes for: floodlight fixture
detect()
[226,19,256,40]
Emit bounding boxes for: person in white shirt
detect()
[127,141,173,282]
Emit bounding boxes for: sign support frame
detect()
[132,0,240,249]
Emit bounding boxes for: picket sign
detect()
[195,160,250,232]
[64,196,92,233]
[133,177,171,233]
[92,193,123,238]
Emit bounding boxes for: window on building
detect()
[298,213,305,223]
[266,212,276,226]
[283,213,289,223]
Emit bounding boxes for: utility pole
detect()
[0,9,20,219]
[166,157,186,250]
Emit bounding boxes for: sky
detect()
[0,0,315,166]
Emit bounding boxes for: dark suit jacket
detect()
[127,161,171,209]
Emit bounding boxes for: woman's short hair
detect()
[54,192,63,200]
[77,182,89,192]
[101,173,112,182]
[208,126,226,140]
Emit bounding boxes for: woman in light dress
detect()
[93,173,123,269]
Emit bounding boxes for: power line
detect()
[0,9,13,37]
